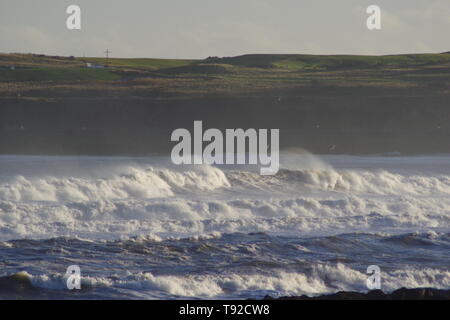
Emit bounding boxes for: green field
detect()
[0,67,120,82]
[80,57,195,70]
[204,53,450,69]
[0,52,449,97]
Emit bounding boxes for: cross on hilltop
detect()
[104,49,112,67]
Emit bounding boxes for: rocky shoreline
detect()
[263,288,450,300]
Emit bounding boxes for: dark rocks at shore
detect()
[263,288,450,300]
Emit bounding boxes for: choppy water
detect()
[0,154,449,299]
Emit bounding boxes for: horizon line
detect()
[1,51,450,60]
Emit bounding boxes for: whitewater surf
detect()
[0,154,449,299]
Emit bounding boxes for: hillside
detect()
[0,53,450,98]
[1,52,450,155]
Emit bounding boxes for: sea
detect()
[0,153,449,299]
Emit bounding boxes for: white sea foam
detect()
[0,192,448,240]
[0,155,449,240]
[2,155,448,299]
[0,164,230,203]
[19,264,450,298]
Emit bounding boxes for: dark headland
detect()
[1,52,450,155]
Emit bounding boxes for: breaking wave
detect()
[0,155,449,240]
[0,165,230,202]
[2,263,449,299]
[0,155,449,299]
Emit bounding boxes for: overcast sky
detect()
[0,0,449,59]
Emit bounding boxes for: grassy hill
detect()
[0,54,195,81]
[204,53,450,69]
[81,57,194,70]
[1,52,450,156]
[0,52,449,97]
[0,67,120,82]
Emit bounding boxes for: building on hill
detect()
[85,62,106,69]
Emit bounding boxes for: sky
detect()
[0,0,449,59]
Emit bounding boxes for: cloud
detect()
[0,24,56,53]
[1,0,449,57]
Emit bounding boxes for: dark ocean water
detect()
[1,231,449,299]
[0,155,449,299]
